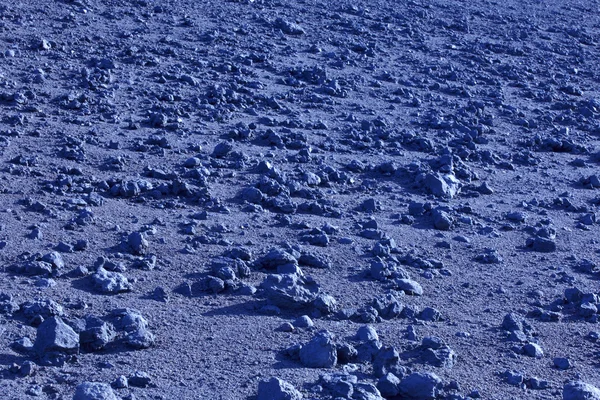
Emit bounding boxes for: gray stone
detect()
[258,377,303,400]
[262,274,319,310]
[73,382,117,400]
[532,237,556,253]
[501,313,523,332]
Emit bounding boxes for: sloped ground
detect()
[0,0,600,399]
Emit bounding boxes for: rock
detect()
[522,342,544,358]
[502,313,524,332]
[274,18,305,35]
[398,372,443,400]
[294,315,314,329]
[73,382,118,400]
[563,381,600,400]
[423,173,461,198]
[255,248,298,270]
[432,209,453,230]
[33,317,79,365]
[395,279,423,296]
[257,377,303,400]
[422,346,456,368]
[530,237,557,253]
[554,357,571,370]
[127,231,148,255]
[128,371,152,388]
[80,316,115,352]
[299,330,337,368]
[356,325,379,342]
[41,252,65,271]
[262,274,319,310]
[419,307,442,322]
[352,382,384,400]
[503,370,524,386]
[92,268,132,294]
[377,373,401,398]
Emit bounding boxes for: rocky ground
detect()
[1,0,600,399]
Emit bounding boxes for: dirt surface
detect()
[1,0,600,399]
